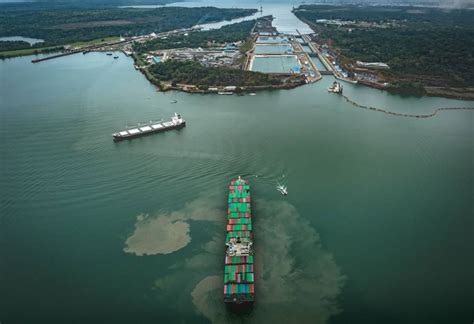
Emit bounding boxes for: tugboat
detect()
[113,55,119,59]
[328,81,343,94]
[106,53,113,56]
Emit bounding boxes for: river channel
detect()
[0,3,473,324]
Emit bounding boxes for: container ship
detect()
[112,113,185,141]
[224,177,255,306]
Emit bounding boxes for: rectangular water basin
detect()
[251,55,300,74]
[254,44,293,55]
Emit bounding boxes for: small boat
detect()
[113,56,119,59]
[106,53,112,56]
[218,91,233,95]
[249,93,257,96]
[276,184,288,195]
[328,81,343,94]
[170,100,177,103]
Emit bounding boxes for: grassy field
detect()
[70,36,119,47]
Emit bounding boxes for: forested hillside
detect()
[133,20,255,52]
[294,5,474,88]
[0,3,256,50]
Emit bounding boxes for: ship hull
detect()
[113,122,185,141]
[224,178,255,309]
[225,300,254,313]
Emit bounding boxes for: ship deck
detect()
[224,178,255,305]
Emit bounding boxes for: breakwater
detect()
[341,94,474,118]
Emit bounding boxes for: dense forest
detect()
[133,20,255,52]
[0,3,256,50]
[294,5,474,87]
[33,0,177,4]
[149,60,282,87]
[0,41,32,52]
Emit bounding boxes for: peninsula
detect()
[0,2,256,58]
[293,5,474,100]
[132,17,315,93]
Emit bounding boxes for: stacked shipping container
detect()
[224,177,255,304]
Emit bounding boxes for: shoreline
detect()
[4,46,472,101]
[357,80,474,101]
[0,36,120,59]
[137,53,473,99]
[135,55,306,94]
[295,16,474,101]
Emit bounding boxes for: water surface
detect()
[302,45,311,52]
[121,0,313,34]
[311,56,327,71]
[254,44,293,54]
[0,36,44,45]
[251,55,299,73]
[1,35,473,324]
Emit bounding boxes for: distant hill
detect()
[0,0,179,4]
[295,0,471,9]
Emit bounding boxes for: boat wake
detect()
[276,183,288,195]
[134,195,346,323]
[189,199,346,324]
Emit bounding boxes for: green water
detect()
[1,52,473,324]
[256,36,290,43]
[311,56,327,71]
[251,55,299,73]
[254,44,293,54]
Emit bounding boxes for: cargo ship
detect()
[112,113,185,141]
[224,176,255,307]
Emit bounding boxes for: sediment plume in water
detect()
[124,214,191,256]
[124,196,345,323]
[124,198,222,256]
[144,198,345,324]
[191,200,346,324]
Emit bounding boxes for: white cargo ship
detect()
[112,113,185,141]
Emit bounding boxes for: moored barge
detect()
[224,177,255,307]
[112,113,185,141]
